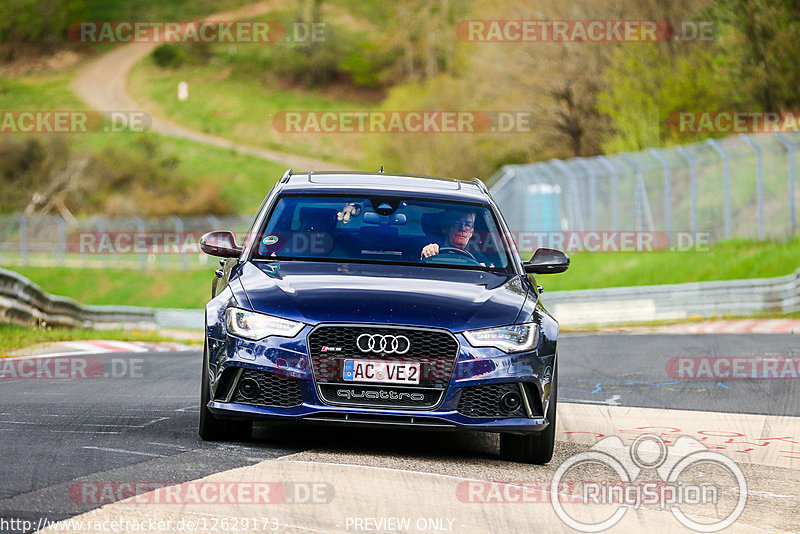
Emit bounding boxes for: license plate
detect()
[342,359,420,385]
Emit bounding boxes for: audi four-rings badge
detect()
[356,333,411,354]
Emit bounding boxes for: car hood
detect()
[236,261,529,331]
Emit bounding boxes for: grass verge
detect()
[5,266,213,309]
[0,324,182,357]
[535,239,800,292]
[128,58,373,168]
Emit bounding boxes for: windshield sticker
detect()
[263,235,279,245]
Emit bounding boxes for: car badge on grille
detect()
[356,334,411,354]
[321,346,342,352]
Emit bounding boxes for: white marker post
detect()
[178,81,188,101]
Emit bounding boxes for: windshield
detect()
[253,195,511,271]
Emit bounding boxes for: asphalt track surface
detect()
[0,334,798,533]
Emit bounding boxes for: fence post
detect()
[648,148,672,242]
[597,156,619,231]
[740,134,765,239]
[676,146,698,235]
[171,216,188,269]
[621,153,655,232]
[706,139,732,239]
[575,158,597,230]
[775,133,796,238]
[133,216,146,270]
[95,216,107,268]
[57,216,67,263]
[18,215,28,266]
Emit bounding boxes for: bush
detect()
[0,136,234,216]
[341,42,398,88]
[151,43,186,68]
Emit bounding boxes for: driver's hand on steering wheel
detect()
[421,243,439,258]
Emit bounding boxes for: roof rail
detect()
[471,177,489,194]
[280,168,293,183]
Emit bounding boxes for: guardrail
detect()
[0,267,160,330]
[545,267,800,327]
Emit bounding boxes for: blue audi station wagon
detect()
[199,170,569,464]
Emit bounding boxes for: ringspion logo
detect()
[550,435,746,532]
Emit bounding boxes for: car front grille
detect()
[308,325,459,409]
[229,368,303,408]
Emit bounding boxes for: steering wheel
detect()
[422,246,481,265]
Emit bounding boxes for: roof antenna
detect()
[307,170,314,183]
[379,165,384,174]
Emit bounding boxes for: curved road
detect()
[0,334,798,533]
[71,1,332,171]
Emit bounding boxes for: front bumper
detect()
[205,325,556,434]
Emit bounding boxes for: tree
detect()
[597,44,729,152]
[0,0,87,57]
[711,0,800,111]
[375,0,471,84]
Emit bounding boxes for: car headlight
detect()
[225,308,304,340]
[463,323,539,353]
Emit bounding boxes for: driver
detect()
[421,210,492,267]
[421,210,475,259]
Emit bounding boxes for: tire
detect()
[499,362,557,464]
[199,343,252,441]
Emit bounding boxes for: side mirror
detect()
[199,231,242,258]
[524,248,570,274]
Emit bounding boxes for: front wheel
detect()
[499,363,557,464]
[199,344,252,441]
